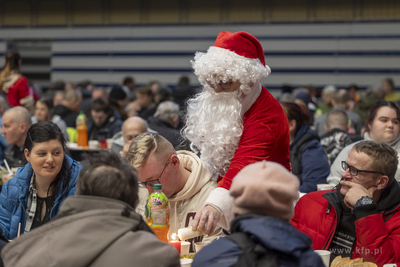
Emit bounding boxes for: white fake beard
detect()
[183,86,243,178]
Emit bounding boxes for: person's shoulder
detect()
[66,156,83,174]
[114,230,180,265]
[297,190,330,206]
[193,237,240,267]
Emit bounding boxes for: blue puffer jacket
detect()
[192,215,324,267]
[0,155,82,240]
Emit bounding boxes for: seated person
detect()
[1,106,31,168]
[148,101,182,148]
[280,102,330,193]
[292,141,400,266]
[111,116,148,157]
[328,100,400,185]
[193,161,324,267]
[320,109,354,164]
[126,133,224,247]
[0,121,82,239]
[1,151,180,267]
[31,97,69,142]
[135,86,157,120]
[87,98,123,141]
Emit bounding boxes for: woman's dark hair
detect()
[37,96,54,111]
[364,101,400,133]
[77,151,139,208]
[24,121,70,198]
[280,102,308,135]
[4,52,21,71]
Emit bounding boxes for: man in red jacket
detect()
[183,31,291,234]
[292,140,400,267]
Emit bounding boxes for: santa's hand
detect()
[192,205,220,236]
[340,181,376,209]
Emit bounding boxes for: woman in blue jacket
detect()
[281,102,330,193]
[0,121,82,240]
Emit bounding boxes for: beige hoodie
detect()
[137,151,224,250]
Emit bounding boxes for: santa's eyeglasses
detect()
[206,81,233,90]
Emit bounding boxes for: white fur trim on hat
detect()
[191,46,270,95]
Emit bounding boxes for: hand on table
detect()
[340,180,376,209]
[192,205,220,236]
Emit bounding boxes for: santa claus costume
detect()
[184,31,291,229]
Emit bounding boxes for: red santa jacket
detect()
[217,86,291,190]
[6,76,30,107]
[291,182,400,267]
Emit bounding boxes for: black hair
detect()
[24,121,70,198]
[90,98,111,114]
[123,77,135,85]
[280,102,309,135]
[77,151,139,208]
[37,97,54,111]
[4,52,21,71]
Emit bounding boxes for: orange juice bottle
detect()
[145,184,170,243]
[76,111,88,147]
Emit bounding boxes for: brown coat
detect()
[2,195,180,267]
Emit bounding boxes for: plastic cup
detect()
[2,174,12,184]
[88,140,99,150]
[194,242,209,253]
[180,241,190,255]
[315,250,331,267]
[180,259,193,267]
[106,139,114,149]
[317,184,334,191]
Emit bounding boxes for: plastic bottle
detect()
[76,111,88,147]
[145,184,170,243]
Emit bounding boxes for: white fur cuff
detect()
[204,187,234,231]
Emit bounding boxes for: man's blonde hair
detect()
[126,132,175,169]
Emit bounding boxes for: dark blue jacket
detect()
[290,125,330,193]
[0,135,7,166]
[0,155,82,240]
[87,108,123,141]
[192,216,324,267]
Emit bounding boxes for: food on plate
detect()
[180,254,195,259]
[330,255,377,267]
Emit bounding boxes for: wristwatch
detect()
[354,196,374,208]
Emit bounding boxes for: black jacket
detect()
[148,117,181,147]
[54,104,79,128]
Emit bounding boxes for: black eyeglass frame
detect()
[341,161,386,176]
[139,155,172,188]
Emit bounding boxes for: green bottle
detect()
[145,184,170,243]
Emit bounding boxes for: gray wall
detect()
[1,21,400,90]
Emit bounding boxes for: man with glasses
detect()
[126,132,224,248]
[183,31,291,234]
[292,140,400,266]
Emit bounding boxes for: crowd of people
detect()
[0,30,398,267]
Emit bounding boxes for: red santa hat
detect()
[213,31,266,66]
[191,31,270,94]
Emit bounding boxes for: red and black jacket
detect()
[291,181,400,267]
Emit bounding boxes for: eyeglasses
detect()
[341,161,386,176]
[139,155,172,188]
[206,81,233,90]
